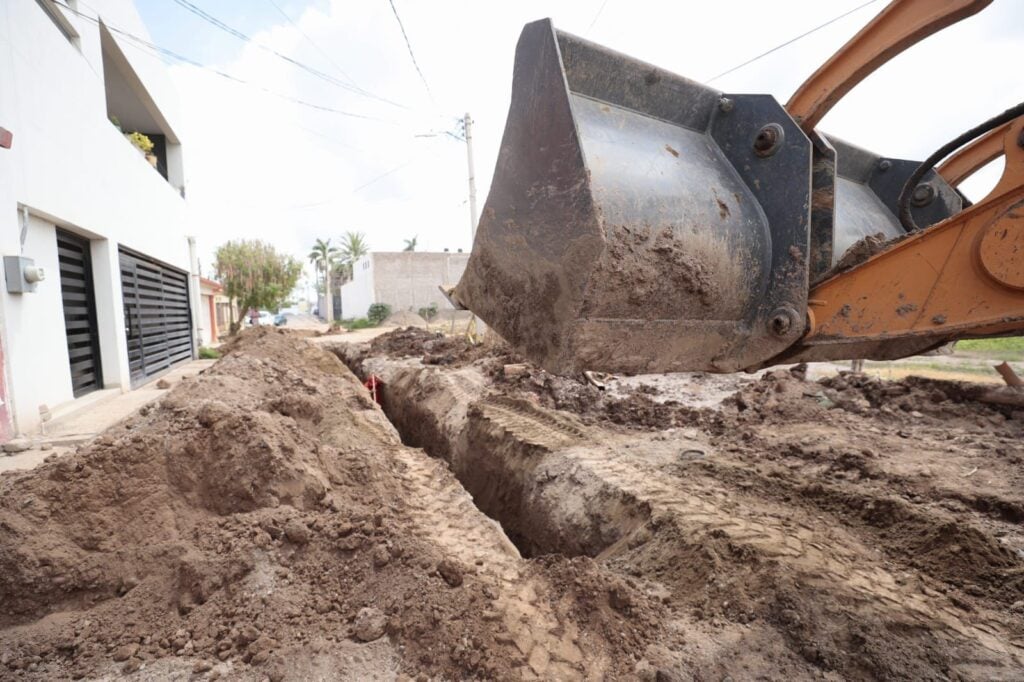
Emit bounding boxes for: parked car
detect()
[246,310,274,326]
[274,313,287,326]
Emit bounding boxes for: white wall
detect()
[0,0,191,435]
[0,216,76,431]
[340,252,469,319]
[341,255,376,320]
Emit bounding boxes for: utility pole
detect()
[463,112,479,241]
[461,112,486,340]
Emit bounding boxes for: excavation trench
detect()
[334,348,653,559]
[326,337,1024,678]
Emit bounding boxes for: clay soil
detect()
[3,326,1023,680]
[334,328,1024,679]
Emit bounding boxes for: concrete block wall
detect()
[341,252,469,319]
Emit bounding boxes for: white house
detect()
[340,251,469,320]
[0,0,197,440]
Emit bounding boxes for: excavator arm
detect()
[787,117,1024,364]
[453,0,1023,375]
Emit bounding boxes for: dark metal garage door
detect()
[56,229,103,397]
[119,247,193,386]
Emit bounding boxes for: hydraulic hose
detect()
[898,100,1024,232]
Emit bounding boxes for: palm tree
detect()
[307,238,339,322]
[338,231,370,282]
[403,235,418,252]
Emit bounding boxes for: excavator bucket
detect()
[453,20,814,375]
[454,1,1003,375]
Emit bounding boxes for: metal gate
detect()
[56,229,103,397]
[118,247,193,386]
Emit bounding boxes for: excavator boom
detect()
[453,0,1023,375]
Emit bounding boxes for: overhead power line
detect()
[170,0,405,108]
[586,0,611,34]
[354,158,417,192]
[387,0,432,99]
[706,0,881,83]
[52,1,392,122]
[284,157,419,211]
[263,0,356,85]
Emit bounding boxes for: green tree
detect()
[215,240,302,331]
[308,238,339,322]
[403,235,418,252]
[335,230,370,284]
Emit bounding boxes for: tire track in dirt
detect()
[473,395,1024,670]
[690,451,1024,603]
[391,447,596,679]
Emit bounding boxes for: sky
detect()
[129,0,1024,283]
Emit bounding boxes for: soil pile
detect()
[0,329,660,680]
[361,327,515,368]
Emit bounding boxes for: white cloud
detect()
[164,0,1023,276]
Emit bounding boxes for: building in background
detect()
[199,278,223,346]
[0,0,195,440]
[341,252,469,320]
[214,287,238,339]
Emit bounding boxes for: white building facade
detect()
[341,252,469,320]
[0,0,197,440]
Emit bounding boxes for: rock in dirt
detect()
[156,378,171,389]
[352,607,387,642]
[608,581,633,612]
[503,363,529,379]
[372,544,391,568]
[436,559,463,587]
[111,643,139,662]
[283,518,311,545]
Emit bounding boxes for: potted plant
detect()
[125,131,157,167]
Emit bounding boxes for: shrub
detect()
[367,303,392,325]
[418,303,439,321]
[198,346,221,360]
[341,318,373,330]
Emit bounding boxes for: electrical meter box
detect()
[4,256,46,293]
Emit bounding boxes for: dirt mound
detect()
[362,327,515,368]
[382,310,427,328]
[0,329,660,679]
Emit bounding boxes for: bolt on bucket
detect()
[453,20,813,375]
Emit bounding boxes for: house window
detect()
[36,0,80,45]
